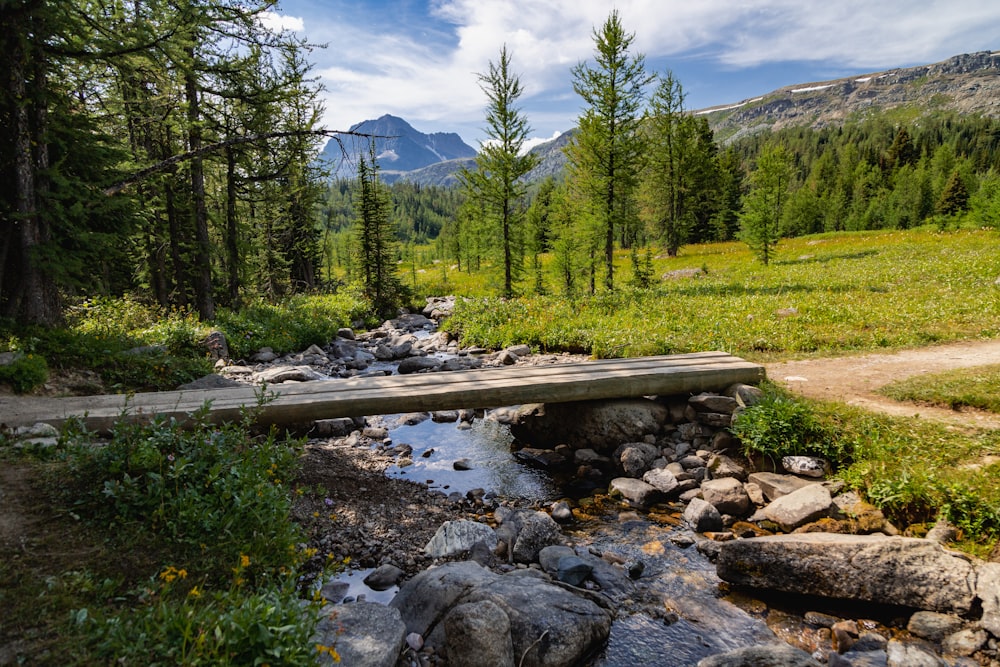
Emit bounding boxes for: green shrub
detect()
[100,349,213,392]
[0,353,49,393]
[731,383,842,465]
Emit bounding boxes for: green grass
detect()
[879,365,1000,413]
[441,228,1000,359]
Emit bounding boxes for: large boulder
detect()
[313,601,406,667]
[508,399,669,451]
[443,600,515,667]
[717,534,978,613]
[424,520,498,559]
[696,644,821,667]
[701,477,752,516]
[762,484,833,531]
[390,561,612,667]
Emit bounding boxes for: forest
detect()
[4,2,1000,325]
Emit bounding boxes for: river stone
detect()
[511,511,563,563]
[684,497,724,533]
[781,456,830,478]
[444,600,515,667]
[424,520,498,558]
[763,483,833,531]
[390,561,612,667]
[747,472,818,501]
[886,639,948,667]
[717,534,978,613]
[707,454,748,481]
[508,399,669,451]
[614,442,660,476]
[609,477,662,508]
[251,348,278,362]
[696,643,821,666]
[726,383,764,408]
[977,562,1000,637]
[907,611,964,642]
[314,601,405,667]
[364,564,405,591]
[556,555,593,587]
[397,355,441,374]
[701,477,752,516]
[942,628,987,656]
[255,365,324,383]
[538,545,576,573]
[642,467,680,496]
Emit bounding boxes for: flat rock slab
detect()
[717,534,977,613]
[314,601,405,667]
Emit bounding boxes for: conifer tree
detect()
[355,142,403,315]
[566,10,652,290]
[740,144,793,265]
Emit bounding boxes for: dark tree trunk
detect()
[184,56,214,320]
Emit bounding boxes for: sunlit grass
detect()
[879,365,1000,414]
[440,228,1000,360]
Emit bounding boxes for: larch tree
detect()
[740,143,793,265]
[459,45,537,298]
[565,10,652,291]
[354,141,403,316]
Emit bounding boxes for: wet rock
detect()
[397,412,430,426]
[431,410,460,423]
[550,501,573,523]
[609,477,662,509]
[452,458,473,471]
[391,561,611,667]
[364,564,405,591]
[886,639,948,667]
[513,447,568,470]
[313,601,405,667]
[319,580,350,603]
[781,456,830,478]
[684,497,724,533]
[614,441,660,477]
[444,599,515,667]
[907,611,964,642]
[538,545,576,572]
[763,484,833,531]
[424,520,498,559]
[642,467,680,496]
[397,356,443,374]
[717,534,978,613]
[701,477,752,516]
[942,628,987,657]
[748,472,819,501]
[555,555,593,587]
[696,643,821,666]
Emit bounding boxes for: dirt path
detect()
[764,338,1000,429]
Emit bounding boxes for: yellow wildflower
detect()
[240,554,250,568]
[188,586,201,598]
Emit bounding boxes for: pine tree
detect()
[566,10,652,291]
[739,144,793,265]
[355,142,404,316]
[459,46,537,298]
[936,169,970,216]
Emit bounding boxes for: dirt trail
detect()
[764,338,1000,429]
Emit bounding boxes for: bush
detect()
[731,383,842,465]
[0,353,49,393]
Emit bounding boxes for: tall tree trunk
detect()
[185,55,214,320]
[225,145,240,307]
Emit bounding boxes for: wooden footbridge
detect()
[1,352,765,434]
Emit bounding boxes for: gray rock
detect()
[0,351,24,365]
[835,649,887,667]
[509,399,669,451]
[886,639,948,667]
[907,611,964,642]
[977,562,1000,637]
[717,534,978,613]
[254,365,325,384]
[390,561,612,667]
[538,545,577,574]
[397,356,443,374]
[707,454,748,481]
[684,497,724,533]
[444,600,515,667]
[747,472,818,501]
[251,348,278,362]
[556,555,593,587]
[942,628,987,656]
[176,373,242,390]
[201,330,229,360]
[15,422,59,439]
[312,417,357,437]
[925,518,958,544]
[762,483,833,531]
[550,501,573,523]
[424,520,498,559]
[507,344,531,357]
[336,327,356,340]
[701,477,752,516]
[498,349,520,365]
[397,412,430,426]
[363,564,405,591]
[313,601,405,667]
[726,383,764,408]
[744,482,766,506]
[431,410,460,423]
[696,643,821,666]
[642,467,680,496]
[614,441,660,477]
[511,511,562,564]
[609,477,663,509]
[781,455,830,478]
[513,447,567,470]
[688,393,739,414]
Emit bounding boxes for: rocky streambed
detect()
[13,296,998,666]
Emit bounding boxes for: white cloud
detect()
[521,130,563,154]
[259,11,304,33]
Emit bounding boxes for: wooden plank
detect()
[0,353,765,433]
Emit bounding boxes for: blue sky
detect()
[264,0,1000,149]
